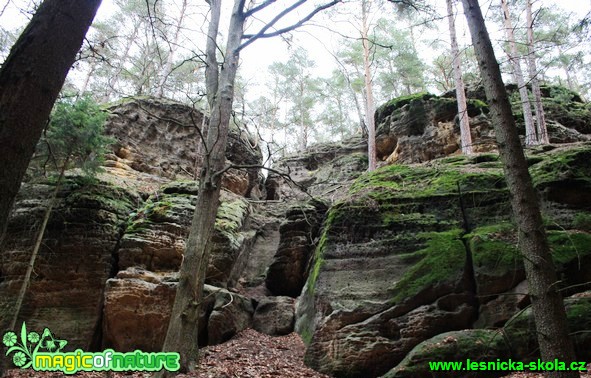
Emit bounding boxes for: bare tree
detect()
[157,0,340,375]
[461,1,578,376]
[526,0,549,144]
[500,0,537,146]
[447,0,473,155]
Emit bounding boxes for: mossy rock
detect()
[375,92,434,125]
[382,329,510,378]
[529,145,591,188]
[503,294,591,361]
[390,229,466,304]
[468,225,591,296]
[466,224,523,296]
[350,164,506,202]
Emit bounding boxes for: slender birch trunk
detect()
[361,0,376,171]
[447,0,473,155]
[500,0,537,145]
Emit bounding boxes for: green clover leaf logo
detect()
[2,332,17,347]
[12,352,27,367]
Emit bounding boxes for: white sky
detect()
[2,0,590,96]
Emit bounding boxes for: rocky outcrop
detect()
[384,292,591,377]
[375,86,591,164]
[1,97,268,353]
[265,136,368,202]
[296,144,591,378]
[104,98,263,198]
[117,181,256,288]
[0,177,138,349]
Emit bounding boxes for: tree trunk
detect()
[447,0,473,155]
[10,156,69,330]
[158,0,243,375]
[526,0,548,144]
[157,0,188,98]
[461,1,578,377]
[0,0,101,246]
[361,0,377,171]
[500,0,537,146]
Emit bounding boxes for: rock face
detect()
[102,267,255,351]
[266,136,368,202]
[0,98,268,353]
[296,144,591,378]
[104,98,263,198]
[265,200,328,297]
[375,86,591,164]
[0,177,138,349]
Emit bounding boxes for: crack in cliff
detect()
[457,181,480,316]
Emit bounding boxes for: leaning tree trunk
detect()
[10,155,70,330]
[361,0,377,171]
[447,0,473,155]
[0,0,102,244]
[526,0,549,144]
[461,1,578,377]
[158,0,244,375]
[500,0,537,146]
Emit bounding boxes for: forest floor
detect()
[2,328,589,377]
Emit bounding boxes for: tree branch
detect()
[238,0,341,52]
[244,0,277,17]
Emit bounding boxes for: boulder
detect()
[102,267,254,350]
[382,329,510,378]
[253,296,295,336]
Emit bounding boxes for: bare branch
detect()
[238,0,341,52]
[244,0,276,17]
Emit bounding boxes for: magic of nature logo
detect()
[3,322,180,374]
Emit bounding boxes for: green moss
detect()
[375,92,434,123]
[390,229,466,303]
[350,164,505,202]
[306,207,338,295]
[467,223,520,275]
[573,213,591,231]
[529,146,591,188]
[214,198,249,249]
[548,230,591,266]
[64,179,136,216]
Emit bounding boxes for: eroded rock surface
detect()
[296,144,591,378]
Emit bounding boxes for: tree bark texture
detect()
[447,0,473,155]
[500,0,537,146]
[361,0,377,171]
[158,0,243,375]
[526,0,549,144]
[461,2,578,376]
[0,0,102,246]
